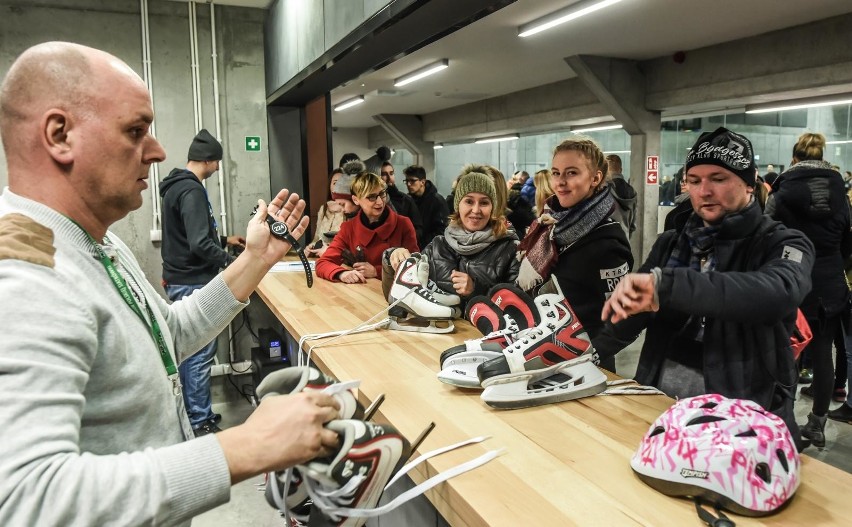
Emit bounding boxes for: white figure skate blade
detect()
[387,317,455,334]
[480,359,607,409]
[437,349,501,388]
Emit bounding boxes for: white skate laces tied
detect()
[307,437,502,521]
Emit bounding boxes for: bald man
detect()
[0,42,339,525]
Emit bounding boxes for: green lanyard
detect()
[71,220,177,376]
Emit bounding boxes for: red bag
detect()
[790,309,812,360]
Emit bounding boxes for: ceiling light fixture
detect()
[333,96,365,111]
[572,123,623,133]
[745,94,852,114]
[518,0,624,38]
[475,135,519,144]
[394,59,449,87]
[827,139,852,145]
[433,143,444,150]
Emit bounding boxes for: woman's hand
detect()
[353,262,377,279]
[389,248,411,271]
[339,270,366,284]
[450,270,474,296]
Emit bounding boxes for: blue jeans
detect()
[165,284,217,429]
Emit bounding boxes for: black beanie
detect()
[685,127,755,187]
[188,129,223,161]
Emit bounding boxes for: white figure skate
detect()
[477,279,607,408]
[387,254,458,334]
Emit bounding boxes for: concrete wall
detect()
[0,0,269,384]
[0,0,267,291]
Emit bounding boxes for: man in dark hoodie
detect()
[380,161,423,241]
[605,154,638,239]
[404,164,449,248]
[160,129,245,437]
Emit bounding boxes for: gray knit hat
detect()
[363,146,391,175]
[453,171,497,212]
[332,160,366,201]
[187,129,223,161]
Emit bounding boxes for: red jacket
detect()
[316,208,419,281]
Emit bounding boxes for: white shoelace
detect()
[306,436,502,521]
[599,379,666,396]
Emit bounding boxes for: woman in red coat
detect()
[316,171,419,283]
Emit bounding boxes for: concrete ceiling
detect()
[329,0,852,129]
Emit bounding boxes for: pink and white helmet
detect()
[630,394,800,516]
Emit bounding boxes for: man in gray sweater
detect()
[0,42,339,526]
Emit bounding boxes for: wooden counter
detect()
[257,270,850,527]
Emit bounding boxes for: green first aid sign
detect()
[245,136,261,152]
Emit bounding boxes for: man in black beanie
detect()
[160,128,245,436]
[594,127,816,450]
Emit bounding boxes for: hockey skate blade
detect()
[480,360,607,409]
[438,350,503,388]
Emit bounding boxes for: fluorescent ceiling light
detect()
[745,94,852,114]
[475,135,519,144]
[572,123,623,133]
[394,59,449,87]
[433,144,444,150]
[333,96,365,111]
[827,139,852,145]
[518,0,624,38]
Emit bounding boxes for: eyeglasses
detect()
[363,190,388,203]
[404,178,422,185]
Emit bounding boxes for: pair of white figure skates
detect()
[382,253,462,334]
[438,279,608,409]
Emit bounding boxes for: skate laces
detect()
[599,379,666,396]
[308,436,502,521]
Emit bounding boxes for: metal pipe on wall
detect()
[140,0,162,231]
[210,2,229,237]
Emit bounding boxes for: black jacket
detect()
[550,218,633,341]
[766,161,852,318]
[387,184,423,243]
[594,202,815,429]
[506,194,536,237]
[160,168,232,285]
[423,230,520,309]
[411,180,449,248]
[609,175,637,238]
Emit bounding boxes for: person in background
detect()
[387,168,519,309]
[517,137,633,371]
[160,129,246,437]
[317,168,418,284]
[331,160,363,221]
[404,164,449,248]
[0,41,339,526]
[766,131,852,448]
[507,174,535,236]
[533,169,554,216]
[605,154,638,239]
[380,161,423,242]
[597,127,814,449]
[519,170,536,207]
[663,167,692,232]
[306,168,346,258]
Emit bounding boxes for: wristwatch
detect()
[254,207,313,288]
